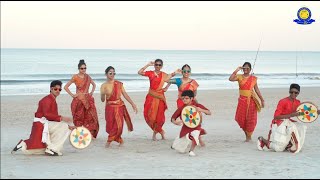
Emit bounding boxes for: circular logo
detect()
[297,7,311,21]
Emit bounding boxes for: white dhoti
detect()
[45,121,71,155]
[20,120,70,155]
[172,134,192,153]
[269,119,307,153]
[171,130,201,153]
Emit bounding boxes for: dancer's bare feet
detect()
[243,131,252,142]
[105,142,111,148]
[199,137,205,147]
[244,136,252,142]
[119,141,124,147]
[152,132,157,141]
[160,131,166,140]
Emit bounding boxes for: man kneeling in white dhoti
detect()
[11,80,75,156]
[257,84,312,153]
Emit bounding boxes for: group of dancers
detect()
[11,59,319,156]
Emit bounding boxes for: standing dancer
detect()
[138,59,179,141]
[163,64,199,108]
[229,62,264,142]
[101,66,137,147]
[64,59,99,138]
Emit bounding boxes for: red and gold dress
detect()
[103,80,133,144]
[235,75,262,136]
[143,71,168,133]
[71,74,99,138]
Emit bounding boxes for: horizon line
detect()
[1,48,319,52]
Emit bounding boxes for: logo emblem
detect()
[294,7,315,25]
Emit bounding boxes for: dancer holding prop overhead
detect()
[163,64,199,108]
[138,59,180,141]
[229,62,264,142]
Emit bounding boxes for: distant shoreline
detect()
[1,48,320,52]
[2,86,320,97]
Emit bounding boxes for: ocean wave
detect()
[0,78,146,84]
[1,73,320,84]
[307,76,320,80]
[2,72,320,77]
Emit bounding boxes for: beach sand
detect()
[1,87,320,178]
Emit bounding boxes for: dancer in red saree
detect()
[101,66,137,147]
[138,59,180,141]
[164,64,199,108]
[64,59,99,138]
[229,62,264,142]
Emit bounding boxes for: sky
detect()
[1,1,320,51]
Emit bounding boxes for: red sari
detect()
[235,75,262,136]
[143,71,168,133]
[71,74,99,138]
[176,79,199,108]
[105,81,133,143]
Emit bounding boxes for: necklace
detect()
[243,74,250,78]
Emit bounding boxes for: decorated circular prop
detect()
[181,105,202,128]
[70,126,92,149]
[296,102,318,123]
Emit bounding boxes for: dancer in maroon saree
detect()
[101,66,137,147]
[64,59,99,138]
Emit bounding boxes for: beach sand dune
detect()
[1,87,320,178]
